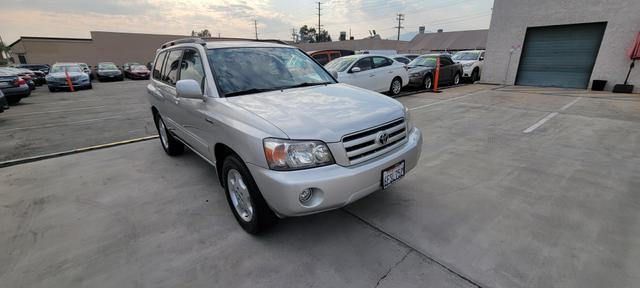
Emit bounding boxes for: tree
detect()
[298,25,332,43]
[191,29,212,37]
[0,42,10,65]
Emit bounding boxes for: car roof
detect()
[53,62,80,66]
[455,50,485,53]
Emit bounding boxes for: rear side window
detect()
[313,53,329,64]
[161,50,182,85]
[179,49,206,92]
[372,56,393,68]
[329,52,340,60]
[152,51,167,80]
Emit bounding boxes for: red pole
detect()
[65,70,75,92]
[433,57,441,93]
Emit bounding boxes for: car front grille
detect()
[342,118,407,165]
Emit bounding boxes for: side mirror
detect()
[176,79,203,99]
[479,56,484,61]
[330,70,338,79]
[351,67,361,73]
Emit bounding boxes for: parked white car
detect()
[451,50,485,82]
[325,54,409,96]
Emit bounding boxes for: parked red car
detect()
[125,64,150,80]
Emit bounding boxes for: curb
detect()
[0,135,158,169]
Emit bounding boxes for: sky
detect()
[0,0,494,44]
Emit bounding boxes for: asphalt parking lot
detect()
[0,80,156,162]
[1,83,639,288]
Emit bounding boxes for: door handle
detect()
[205,118,215,125]
[369,74,375,77]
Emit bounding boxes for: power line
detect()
[395,13,405,40]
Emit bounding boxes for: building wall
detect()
[295,39,409,53]
[10,31,188,67]
[483,0,640,92]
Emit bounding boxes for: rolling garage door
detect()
[516,22,607,89]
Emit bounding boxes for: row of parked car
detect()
[5,62,152,94]
[312,49,485,96]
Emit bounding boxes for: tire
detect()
[222,154,276,234]
[453,73,461,85]
[48,86,56,92]
[154,114,184,156]
[87,84,93,90]
[389,77,402,96]
[471,69,479,83]
[7,97,21,105]
[424,74,433,90]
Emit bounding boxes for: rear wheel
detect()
[453,73,461,85]
[154,114,184,156]
[222,154,276,234]
[389,77,402,96]
[7,97,21,105]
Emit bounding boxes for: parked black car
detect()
[0,70,31,104]
[0,89,9,112]
[95,62,124,81]
[17,64,51,74]
[407,54,463,90]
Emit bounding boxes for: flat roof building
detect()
[8,31,282,67]
[482,0,640,92]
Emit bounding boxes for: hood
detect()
[227,83,405,142]
[454,60,476,64]
[48,72,86,78]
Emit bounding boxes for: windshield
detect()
[408,56,437,67]
[207,47,335,97]
[325,56,357,72]
[51,65,82,73]
[99,63,118,70]
[132,65,148,71]
[452,52,480,61]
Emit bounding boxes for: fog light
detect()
[299,188,313,203]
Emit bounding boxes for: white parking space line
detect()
[0,116,122,133]
[523,97,581,134]
[409,94,474,111]
[10,106,106,116]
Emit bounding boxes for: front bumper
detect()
[47,78,91,88]
[248,127,423,217]
[462,67,474,78]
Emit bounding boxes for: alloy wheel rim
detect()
[455,75,460,85]
[227,169,254,222]
[425,77,432,89]
[158,119,169,149]
[392,80,401,94]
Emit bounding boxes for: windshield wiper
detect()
[278,82,332,90]
[225,88,277,97]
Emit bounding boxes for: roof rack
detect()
[160,38,206,49]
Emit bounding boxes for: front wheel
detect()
[389,77,402,96]
[424,75,433,90]
[223,154,276,234]
[155,114,184,156]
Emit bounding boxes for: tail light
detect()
[17,78,26,86]
[21,75,32,81]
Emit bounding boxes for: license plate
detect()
[381,161,405,189]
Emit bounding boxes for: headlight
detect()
[404,106,414,131]
[463,63,473,68]
[263,138,334,170]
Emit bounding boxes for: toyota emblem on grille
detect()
[377,131,389,145]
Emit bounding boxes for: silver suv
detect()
[147,39,422,233]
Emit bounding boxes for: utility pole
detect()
[292,28,297,43]
[395,13,405,41]
[316,2,322,42]
[253,19,258,40]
